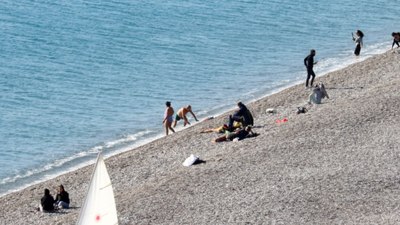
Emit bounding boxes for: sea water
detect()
[0,0,398,196]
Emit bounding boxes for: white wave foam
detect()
[0,129,158,197]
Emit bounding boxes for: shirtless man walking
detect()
[163,101,175,135]
[173,105,199,128]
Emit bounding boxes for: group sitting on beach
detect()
[39,184,70,212]
[199,101,258,142]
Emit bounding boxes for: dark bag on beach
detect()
[296,107,307,114]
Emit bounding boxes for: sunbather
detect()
[213,126,257,142]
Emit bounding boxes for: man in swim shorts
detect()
[163,101,175,135]
[173,105,199,128]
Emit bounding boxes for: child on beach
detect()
[163,101,175,135]
[352,30,364,56]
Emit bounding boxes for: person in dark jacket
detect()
[392,32,400,50]
[228,102,254,131]
[40,188,55,212]
[55,184,70,209]
[304,49,318,88]
[352,30,364,56]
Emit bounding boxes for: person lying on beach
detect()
[228,102,254,131]
[39,188,55,212]
[308,82,329,104]
[173,105,199,128]
[200,124,229,133]
[55,184,70,209]
[200,121,242,134]
[213,126,257,142]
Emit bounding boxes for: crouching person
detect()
[309,82,329,104]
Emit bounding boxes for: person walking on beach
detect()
[173,105,199,128]
[39,188,55,212]
[55,184,70,209]
[304,49,317,88]
[163,101,175,135]
[391,32,400,50]
[352,30,364,56]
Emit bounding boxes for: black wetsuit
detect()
[393,38,400,49]
[304,54,316,87]
[353,36,363,56]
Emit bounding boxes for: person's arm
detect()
[189,110,199,121]
[304,56,308,67]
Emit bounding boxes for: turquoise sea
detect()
[0,0,398,196]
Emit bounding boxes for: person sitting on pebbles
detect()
[39,188,55,212]
[228,102,254,131]
[308,82,329,104]
[55,184,70,209]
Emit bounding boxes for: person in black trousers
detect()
[304,49,317,88]
[352,30,364,56]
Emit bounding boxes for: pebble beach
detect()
[0,50,399,225]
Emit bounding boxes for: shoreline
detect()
[0,41,391,198]
[1,50,399,224]
[0,58,357,198]
[0,46,388,198]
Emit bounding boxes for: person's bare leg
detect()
[164,122,169,135]
[165,121,174,135]
[214,135,227,142]
[169,124,175,134]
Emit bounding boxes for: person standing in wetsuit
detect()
[304,49,317,88]
[392,32,400,50]
[352,30,364,56]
